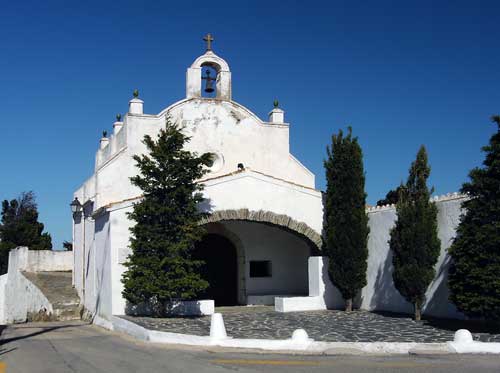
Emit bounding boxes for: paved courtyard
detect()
[121,306,500,343]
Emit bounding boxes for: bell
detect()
[204,70,215,93]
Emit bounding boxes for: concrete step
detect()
[54,306,82,321]
[22,271,81,321]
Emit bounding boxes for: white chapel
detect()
[72,35,325,318]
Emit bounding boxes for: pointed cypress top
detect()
[491,115,500,129]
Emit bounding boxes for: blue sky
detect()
[1,0,499,249]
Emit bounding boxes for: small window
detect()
[250,261,272,278]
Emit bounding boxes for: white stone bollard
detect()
[454,329,473,344]
[210,313,227,340]
[291,328,311,343]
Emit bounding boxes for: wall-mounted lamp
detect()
[70,197,83,216]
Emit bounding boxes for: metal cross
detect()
[203,33,214,51]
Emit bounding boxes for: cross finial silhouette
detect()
[203,33,214,51]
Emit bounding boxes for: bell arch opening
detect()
[187,52,232,100]
[201,64,218,98]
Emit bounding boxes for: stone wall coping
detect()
[366,192,467,213]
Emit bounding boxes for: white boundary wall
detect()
[1,247,53,324]
[277,194,467,319]
[26,250,72,272]
[0,247,73,324]
[361,194,465,318]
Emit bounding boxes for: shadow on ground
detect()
[373,310,500,334]
[423,317,500,334]
[0,322,90,348]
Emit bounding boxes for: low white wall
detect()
[2,247,53,324]
[26,250,73,272]
[247,295,277,305]
[126,300,214,317]
[276,256,344,312]
[2,247,72,274]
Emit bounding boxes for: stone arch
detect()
[190,52,231,72]
[200,209,323,251]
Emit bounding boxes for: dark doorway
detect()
[193,234,238,306]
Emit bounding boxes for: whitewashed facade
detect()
[73,45,323,318]
[72,41,467,321]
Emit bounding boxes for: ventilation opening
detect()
[250,261,272,278]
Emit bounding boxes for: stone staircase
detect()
[22,271,81,321]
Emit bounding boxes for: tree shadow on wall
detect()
[320,260,345,310]
[421,254,500,333]
[198,197,214,215]
[88,212,110,322]
[368,249,412,314]
[422,254,462,319]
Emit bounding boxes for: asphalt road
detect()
[1,321,499,373]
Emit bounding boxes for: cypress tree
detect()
[122,116,212,317]
[389,146,440,321]
[376,186,403,207]
[324,127,369,311]
[0,191,52,274]
[448,116,500,321]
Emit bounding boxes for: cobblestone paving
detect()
[121,306,500,343]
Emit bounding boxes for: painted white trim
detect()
[93,314,500,355]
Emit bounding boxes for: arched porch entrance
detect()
[193,233,238,306]
[195,210,322,306]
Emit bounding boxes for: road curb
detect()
[93,314,500,356]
